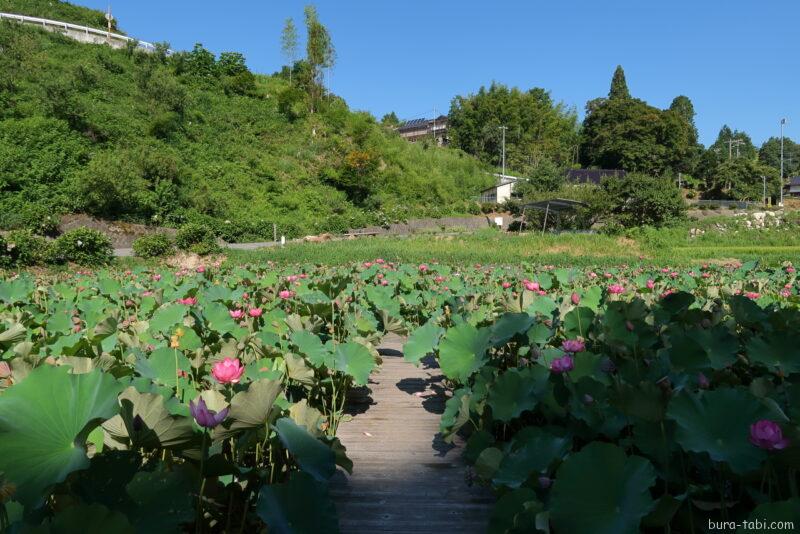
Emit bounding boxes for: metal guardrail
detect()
[0,12,168,53]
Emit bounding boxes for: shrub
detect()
[3,230,53,266]
[132,233,174,258]
[52,228,113,265]
[17,203,61,237]
[602,173,686,227]
[175,223,220,255]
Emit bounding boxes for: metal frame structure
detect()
[519,198,588,235]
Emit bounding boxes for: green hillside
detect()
[0,8,491,240]
[0,0,120,31]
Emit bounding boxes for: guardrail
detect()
[0,12,168,53]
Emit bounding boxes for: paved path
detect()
[330,334,493,533]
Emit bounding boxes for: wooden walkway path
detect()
[330,334,493,533]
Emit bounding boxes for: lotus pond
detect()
[0,259,799,532]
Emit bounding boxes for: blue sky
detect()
[79,0,797,146]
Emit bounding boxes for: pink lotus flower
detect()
[744,292,761,300]
[0,361,11,378]
[660,289,675,299]
[562,339,585,353]
[749,420,789,450]
[608,284,625,294]
[211,357,245,384]
[419,264,429,272]
[377,273,384,279]
[571,292,580,305]
[243,292,250,300]
[229,309,245,320]
[375,258,385,264]
[196,266,205,273]
[603,272,612,279]
[435,276,445,283]
[550,355,574,374]
[702,272,711,279]
[178,297,197,306]
[248,307,263,317]
[380,279,389,286]
[787,266,796,274]
[523,279,539,291]
[781,289,791,298]
[363,262,373,268]
[646,279,655,289]
[286,275,299,283]
[299,273,307,279]
[279,290,295,300]
[588,272,598,279]
[152,274,162,281]
[142,291,154,297]
[502,281,512,289]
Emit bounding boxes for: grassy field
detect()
[224,226,800,267]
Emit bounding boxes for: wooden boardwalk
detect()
[330,334,493,533]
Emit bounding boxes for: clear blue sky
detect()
[80,0,797,147]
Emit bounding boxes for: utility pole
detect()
[762,175,767,206]
[727,138,744,159]
[780,118,787,206]
[499,125,508,178]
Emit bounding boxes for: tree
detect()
[704,158,779,201]
[580,69,698,176]
[303,5,335,114]
[448,83,578,176]
[706,125,757,161]
[280,18,298,83]
[609,65,630,99]
[381,112,400,127]
[601,174,686,227]
[759,136,800,177]
[669,96,696,130]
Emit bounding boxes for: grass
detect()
[223,228,800,268]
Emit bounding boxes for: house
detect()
[480,174,520,203]
[785,177,800,197]
[397,116,449,146]
[565,169,626,185]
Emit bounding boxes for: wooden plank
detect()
[330,335,492,533]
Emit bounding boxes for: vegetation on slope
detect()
[0,11,492,240]
[0,0,120,31]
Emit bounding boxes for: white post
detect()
[280,236,286,247]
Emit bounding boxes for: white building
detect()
[479,174,520,203]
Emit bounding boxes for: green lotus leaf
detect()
[328,342,375,386]
[487,365,550,422]
[135,347,191,388]
[256,472,339,534]
[214,378,282,439]
[148,304,186,335]
[0,365,124,507]
[667,387,783,474]
[487,487,539,534]
[438,322,490,383]
[125,467,196,533]
[44,503,135,534]
[489,313,534,346]
[403,320,444,365]
[550,442,656,534]
[289,399,326,437]
[563,307,595,338]
[291,330,330,367]
[668,326,738,371]
[440,387,471,441]
[493,427,570,488]
[203,302,238,336]
[747,332,800,373]
[659,291,695,316]
[274,417,336,481]
[102,387,195,451]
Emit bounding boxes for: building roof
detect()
[397,115,448,132]
[522,198,588,212]
[788,176,800,187]
[566,169,626,185]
